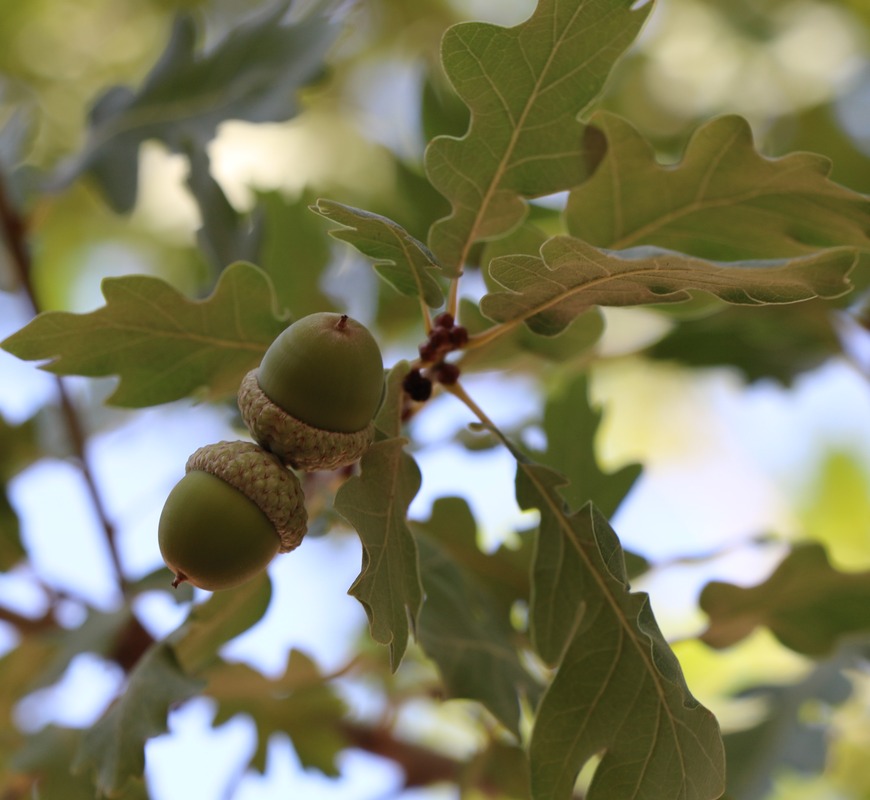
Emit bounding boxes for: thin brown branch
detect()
[340,721,463,789]
[0,604,55,635]
[0,171,127,592]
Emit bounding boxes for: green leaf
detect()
[566,113,870,259]
[533,371,641,517]
[58,3,339,212]
[481,236,856,336]
[518,470,724,800]
[425,0,650,271]
[185,143,263,273]
[259,190,335,320]
[311,199,448,303]
[374,362,411,441]
[13,726,146,800]
[74,643,204,797]
[459,298,604,371]
[648,301,844,385]
[335,438,423,670]
[169,572,272,675]
[1,262,287,407]
[0,639,59,729]
[0,489,23,571]
[463,739,531,799]
[412,498,539,736]
[700,543,870,656]
[206,650,347,774]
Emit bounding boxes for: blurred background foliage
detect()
[1,0,870,798]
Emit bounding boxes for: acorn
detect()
[238,312,384,471]
[158,441,307,591]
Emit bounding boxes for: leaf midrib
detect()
[455,0,604,271]
[527,471,689,790]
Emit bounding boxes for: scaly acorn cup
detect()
[158,441,308,591]
[238,312,385,471]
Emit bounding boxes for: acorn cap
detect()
[187,440,307,553]
[238,369,374,471]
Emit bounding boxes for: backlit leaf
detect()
[413,497,539,735]
[56,3,339,212]
[74,643,203,797]
[700,543,870,656]
[311,199,449,302]
[481,236,855,336]
[519,468,724,800]
[534,371,641,517]
[335,437,423,670]
[1,262,286,407]
[566,113,870,259]
[207,650,347,774]
[425,0,650,271]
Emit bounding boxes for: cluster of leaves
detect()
[1,0,870,798]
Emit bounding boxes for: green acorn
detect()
[158,441,307,591]
[238,312,384,471]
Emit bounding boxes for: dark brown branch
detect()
[0,171,127,591]
[0,604,55,635]
[340,721,463,789]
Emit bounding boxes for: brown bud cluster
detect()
[404,312,468,410]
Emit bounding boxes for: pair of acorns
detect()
[158,312,385,591]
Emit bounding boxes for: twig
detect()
[0,170,127,592]
[0,604,55,635]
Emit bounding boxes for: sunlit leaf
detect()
[519,470,724,800]
[723,649,856,800]
[566,112,870,259]
[800,450,870,570]
[481,237,855,336]
[207,650,347,774]
[56,3,339,212]
[413,497,539,735]
[170,573,272,675]
[74,643,203,797]
[700,543,870,656]
[1,262,286,407]
[311,199,448,303]
[335,437,423,670]
[425,0,650,270]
